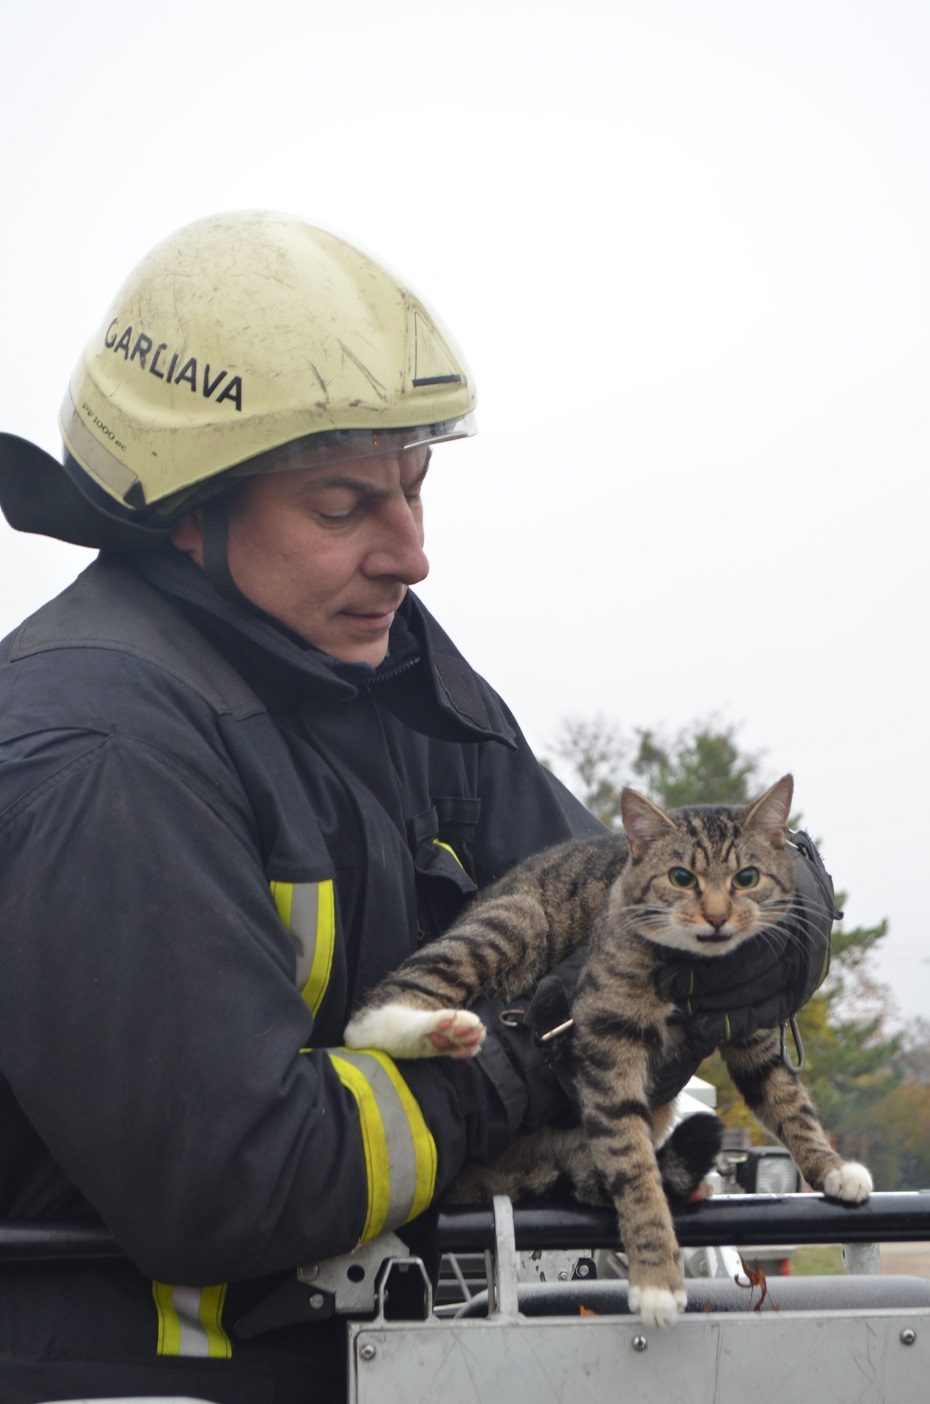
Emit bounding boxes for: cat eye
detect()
[733,867,759,889]
[669,867,697,889]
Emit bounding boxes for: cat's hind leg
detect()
[344,1004,486,1059]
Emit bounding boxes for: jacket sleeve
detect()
[0,726,513,1284]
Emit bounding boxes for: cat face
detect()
[616,775,796,956]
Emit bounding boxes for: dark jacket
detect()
[0,548,600,1400]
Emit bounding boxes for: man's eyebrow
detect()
[302,474,387,496]
[301,461,431,496]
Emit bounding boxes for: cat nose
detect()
[704,912,729,930]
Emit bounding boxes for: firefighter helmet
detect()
[0,211,476,548]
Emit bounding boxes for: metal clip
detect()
[780,1016,805,1073]
[538,1017,575,1043]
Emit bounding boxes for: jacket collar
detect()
[130,549,516,747]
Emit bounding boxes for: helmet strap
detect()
[201,495,255,611]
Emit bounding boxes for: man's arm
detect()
[0,729,525,1282]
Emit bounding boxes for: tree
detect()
[554,717,759,819]
[631,725,759,809]
[553,715,628,829]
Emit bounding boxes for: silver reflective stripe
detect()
[270,879,336,1015]
[327,1048,437,1241]
[152,1281,231,1358]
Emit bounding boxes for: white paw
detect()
[344,1004,486,1060]
[628,1283,687,1328]
[823,1161,873,1204]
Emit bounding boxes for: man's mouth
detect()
[342,605,401,626]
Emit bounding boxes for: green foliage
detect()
[553,715,919,1181]
[553,716,759,824]
[789,1245,846,1276]
[632,725,758,809]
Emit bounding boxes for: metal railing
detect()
[435,1191,930,1254]
[1,1191,928,1265]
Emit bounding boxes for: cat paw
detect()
[343,1005,486,1060]
[823,1162,873,1204]
[424,1009,487,1057]
[628,1284,687,1328]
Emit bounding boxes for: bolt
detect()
[576,1262,592,1278]
[300,1263,319,1282]
[359,1342,378,1362]
[901,1328,917,1346]
[632,1335,648,1353]
[308,1294,325,1311]
[557,1270,569,1281]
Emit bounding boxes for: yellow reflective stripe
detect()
[328,1048,437,1239]
[432,838,464,869]
[270,878,336,1015]
[366,1049,437,1222]
[270,879,293,929]
[152,1282,231,1358]
[199,1284,232,1358]
[305,880,336,1014]
[153,1280,181,1356]
[328,1052,391,1242]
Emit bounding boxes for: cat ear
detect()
[620,787,676,861]
[743,773,794,848]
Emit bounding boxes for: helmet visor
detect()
[153,412,477,519]
[231,413,475,478]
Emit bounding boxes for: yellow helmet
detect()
[0,212,476,547]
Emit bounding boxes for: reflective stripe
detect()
[432,838,464,869]
[152,1281,231,1358]
[271,878,336,1015]
[328,1049,437,1241]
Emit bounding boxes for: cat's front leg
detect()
[722,1032,873,1201]
[575,1038,687,1326]
[605,1129,688,1328]
[344,1004,486,1059]
[821,1161,873,1203]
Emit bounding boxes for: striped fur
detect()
[345,775,871,1327]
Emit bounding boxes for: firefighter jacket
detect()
[0,547,601,1398]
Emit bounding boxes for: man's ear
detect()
[169,510,205,564]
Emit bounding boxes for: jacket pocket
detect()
[410,800,480,941]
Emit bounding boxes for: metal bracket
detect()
[372,1254,434,1322]
[486,1194,521,1320]
[299,1230,410,1314]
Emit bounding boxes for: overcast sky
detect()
[2,1,928,1028]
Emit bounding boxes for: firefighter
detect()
[0,212,834,1403]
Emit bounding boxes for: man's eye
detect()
[317,508,356,523]
[314,498,360,523]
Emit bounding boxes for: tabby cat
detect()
[344,774,872,1327]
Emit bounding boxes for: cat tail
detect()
[656,1114,723,1204]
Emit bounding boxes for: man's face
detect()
[172,446,430,665]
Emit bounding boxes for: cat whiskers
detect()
[610,903,671,937]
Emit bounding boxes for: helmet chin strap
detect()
[198,494,321,653]
[200,495,256,611]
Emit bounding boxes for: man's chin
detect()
[328,635,392,668]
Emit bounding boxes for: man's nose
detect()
[363,501,429,584]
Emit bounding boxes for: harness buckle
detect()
[780,1016,805,1073]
